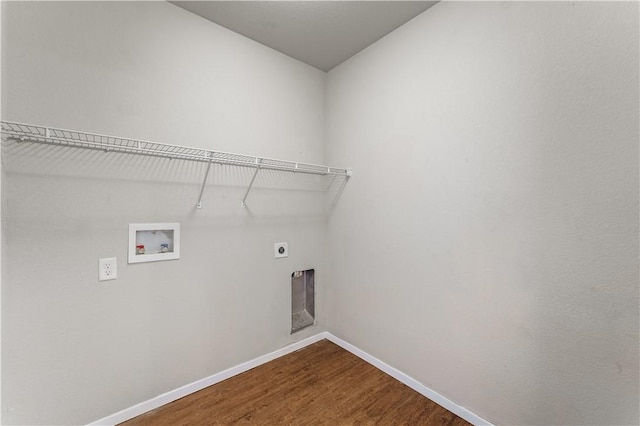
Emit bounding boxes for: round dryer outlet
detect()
[274,242,288,258]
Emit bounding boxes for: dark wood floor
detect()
[122,339,471,425]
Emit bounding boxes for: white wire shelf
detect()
[1,120,352,208]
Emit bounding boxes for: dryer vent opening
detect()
[291,269,315,333]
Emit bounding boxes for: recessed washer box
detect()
[128,223,180,264]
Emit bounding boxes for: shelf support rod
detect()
[241,158,262,208]
[196,153,213,209]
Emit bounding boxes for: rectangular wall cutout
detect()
[291,269,315,333]
[128,223,180,263]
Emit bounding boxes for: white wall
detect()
[3,1,639,425]
[0,3,3,423]
[1,2,328,424]
[325,2,639,425]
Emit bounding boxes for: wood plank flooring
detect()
[122,339,471,425]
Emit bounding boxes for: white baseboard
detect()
[325,333,493,426]
[88,331,491,426]
[88,332,330,425]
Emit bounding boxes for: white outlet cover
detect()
[99,257,117,281]
[274,242,288,259]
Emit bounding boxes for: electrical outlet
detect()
[274,242,288,259]
[99,257,117,281]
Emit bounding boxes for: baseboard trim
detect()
[325,333,493,426]
[88,332,330,425]
[89,331,491,426]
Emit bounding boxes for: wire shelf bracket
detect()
[196,154,213,209]
[241,158,262,208]
[1,121,352,209]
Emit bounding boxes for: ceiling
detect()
[170,1,438,71]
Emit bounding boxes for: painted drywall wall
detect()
[1,2,330,424]
[0,3,3,423]
[325,2,639,425]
